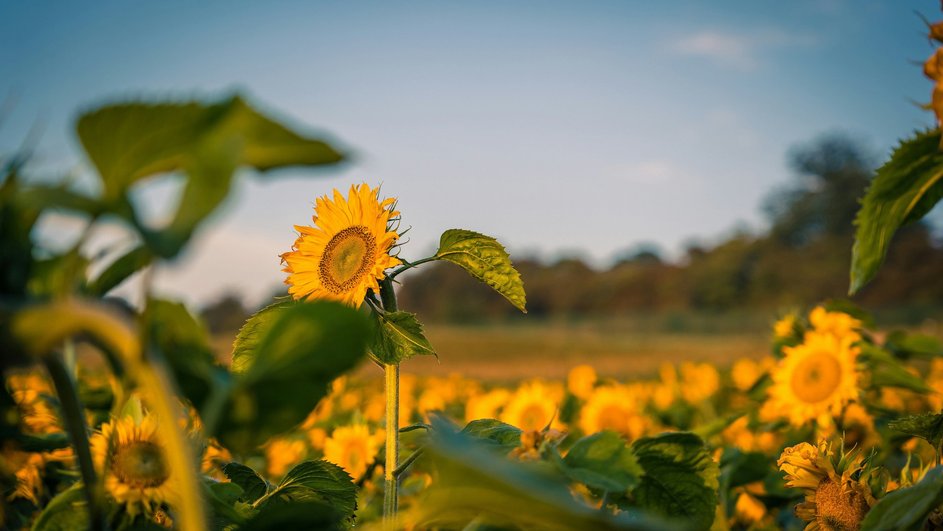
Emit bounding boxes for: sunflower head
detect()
[566,365,597,400]
[91,413,176,516]
[323,424,382,480]
[281,184,401,307]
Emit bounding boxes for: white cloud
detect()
[671,29,817,70]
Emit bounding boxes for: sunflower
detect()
[501,381,562,432]
[765,332,860,427]
[323,424,381,480]
[679,361,720,404]
[773,313,799,340]
[808,306,861,343]
[578,385,649,439]
[465,388,510,423]
[90,413,176,516]
[265,437,307,478]
[777,440,877,531]
[281,184,401,307]
[566,364,597,400]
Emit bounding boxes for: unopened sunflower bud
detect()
[931,21,943,43]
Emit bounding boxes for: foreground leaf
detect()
[461,419,523,453]
[370,310,436,364]
[629,432,719,530]
[861,466,943,531]
[561,431,643,493]
[888,413,943,450]
[31,484,89,531]
[259,460,357,521]
[435,229,526,312]
[239,501,346,531]
[223,462,269,503]
[87,245,153,296]
[850,129,943,294]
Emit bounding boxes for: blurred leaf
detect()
[76,96,344,258]
[435,229,526,312]
[18,184,102,216]
[217,301,368,454]
[719,448,769,490]
[31,484,89,531]
[27,250,88,298]
[145,299,224,413]
[259,460,357,521]
[87,246,152,296]
[861,466,943,531]
[850,129,943,294]
[204,479,253,528]
[629,432,719,530]
[238,501,345,531]
[223,462,269,503]
[461,419,522,453]
[888,413,943,449]
[561,431,643,493]
[862,345,931,393]
[230,299,294,374]
[15,432,71,453]
[370,310,435,364]
[885,331,943,359]
[0,165,40,300]
[415,426,669,530]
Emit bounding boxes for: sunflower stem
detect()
[44,352,105,531]
[389,255,438,279]
[380,276,400,525]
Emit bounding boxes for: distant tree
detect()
[200,293,249,334]
[764,133,874,247]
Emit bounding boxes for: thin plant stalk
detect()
[379,277,400,523]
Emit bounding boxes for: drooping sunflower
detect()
[777,440,878,531]
[281,184,401,307]
[90,413,176,517]
[766,332,860,427]
[323,424,382,480]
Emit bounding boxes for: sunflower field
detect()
[5,11,943,531]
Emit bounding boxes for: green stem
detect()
[388,256,437,279]
[380,276,400,525]
[44,353,105,531]
[393,448,423,478]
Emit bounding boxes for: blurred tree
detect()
[200,293,249,334]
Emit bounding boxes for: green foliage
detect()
[230,300,294,374]
[885,330,943,359]
[851,129,943,294]
[257,460,357,521]
[76,96,343,258]
[862,345,932,393]
[861,466,943,531]
[719,449,770,490]
[217,301,368,454]
[223,462,270,503]
[888,413,943,450]
[628,432,719,531]
[31,484,89,531]
[435,229,527,312]
[560,431,643,493]
[370,310,436,364]
[460,419,523,453]
[239,501,346,530]
[87,246,153,296]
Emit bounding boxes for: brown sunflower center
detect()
[111,440,169,488]
[814,478,869,531]
[319,226,377,293]
[791,351,842,403]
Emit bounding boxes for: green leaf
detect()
[461,419,523,453]
[862,345,931,393]
[217,301,368,454]
[145,298,224,413]
[223,462,269,503]
[885,331,943,359]
[239,501,345,531]
[87,246,153,296]
[719,448,769,490]
[27,250,89,298]
[861,466,943,531]
[204,479,253,527]
[260,460,357,521]
[16,432,71,453]
[76,96,344,258]
[435,229,527,312]
[31,484,89,531]
[561,431,643,493]
[850,129,943,294]
[230,299,295,374]
[888,413,943,450]
[370,310,436,364]
[629,432,719,530]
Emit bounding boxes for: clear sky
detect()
[1,1,938,307]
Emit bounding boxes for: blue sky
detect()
[0,1,938,306]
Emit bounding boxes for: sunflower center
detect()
[814,478,869,531]
[790,351,842,404]
[112,441,169,488]
[319,226,377,293]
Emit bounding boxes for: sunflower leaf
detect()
[561,431,643,493]
[850,129,943,294]
[861,466,943,531]
[86,245,153,296]
[370,310,436,364]
[461,419,522,453]
[627,432,719,530]
[31,484,89,531]
[223,462,270,503]
[231,299,296,374]
[259,460,357,522]
[434,229,526,312]
[888,413,943,450]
